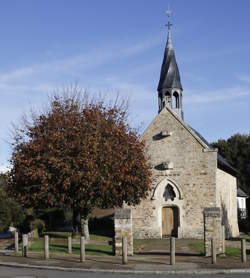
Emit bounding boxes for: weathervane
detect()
[165,5,172,31]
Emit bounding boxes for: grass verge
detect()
[29,238,112,256]
[43,231,112,242]
[189,240,249,257]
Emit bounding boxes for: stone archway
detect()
[151,178,183,200]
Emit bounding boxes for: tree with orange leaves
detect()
[8,89,151,237]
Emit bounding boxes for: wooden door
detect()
[162,207,178,237]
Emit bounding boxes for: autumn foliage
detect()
[8,92,151,220]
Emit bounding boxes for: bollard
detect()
[221,225,225,254]
[68,236,72,254]
[22,234,28,257]
[14,231,19,253]
[80,236,85,262]
[170,237,175,265]
[122,236,128,265]
[112,237,115,256]
[241,239,246,263]
[211,238,216,264]
[44,235,49,259]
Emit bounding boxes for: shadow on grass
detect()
[49,244,113,256]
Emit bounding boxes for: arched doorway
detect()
[162,206,179,237]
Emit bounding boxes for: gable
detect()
[140,107,237,177]
[140,107,210,150]
[139,107,217,171]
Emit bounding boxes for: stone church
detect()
[131,15,239,239]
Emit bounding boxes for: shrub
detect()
[30,219,45,236]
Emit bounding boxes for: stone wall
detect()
[216,168,239,238]
[203,207,223,256]
[114,209,133,256]
[131,107,218,239]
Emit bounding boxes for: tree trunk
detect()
[72,210,80,237]
[80,217,90,240]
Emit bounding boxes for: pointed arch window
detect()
[163,184,176,201]
[173,91,179,108]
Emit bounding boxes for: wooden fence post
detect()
[170,237,175,265]
[241,239,246,263]
[22,234,28,257]
[211,238,216,264]
[122,236,128,265]
[14,231,19,253]
[44,235,49,259]
[80,236,85,262]
[68,236,72,254]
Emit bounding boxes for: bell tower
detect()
[157,7,183,119]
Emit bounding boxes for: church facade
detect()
[131,16,239,239]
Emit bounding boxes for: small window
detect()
[163,184,176,201]
[173,91,179,108]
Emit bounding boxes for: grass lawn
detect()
[43,232,71,239]
[188,240,204,255]
[189,240,248,257]
[230,234,250,242]
[43,232,111,242]
[30,238,113,256]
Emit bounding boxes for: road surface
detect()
[0,266,250,278]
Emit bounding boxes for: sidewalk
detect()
[1,250,250,274]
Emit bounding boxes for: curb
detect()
[1,261,250,275]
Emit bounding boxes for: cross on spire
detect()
[166,5,172,31]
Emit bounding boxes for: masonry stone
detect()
[114,209,133,256]
[204,207,223,256]
[130,107,239,240]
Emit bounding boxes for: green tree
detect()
[8,90,151,238]
[0,173,25,232]
[212,133,250,193]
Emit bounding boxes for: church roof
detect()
[237,187,248,198]
[188,125,237,176]
[157,31,182,91]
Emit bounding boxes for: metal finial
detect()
[167,5,171,18]
[165,5,172,30]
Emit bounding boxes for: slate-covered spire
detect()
[157,7,183,119]
[157,29,182,91]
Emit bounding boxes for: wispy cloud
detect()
[180,44,250,64]
[0,34,162,166]
[236,73,250,83]
[0,35,162,89]
[185,86,250,104]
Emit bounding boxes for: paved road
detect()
[1,266,250,278]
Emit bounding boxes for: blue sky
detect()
[0,0,250,172]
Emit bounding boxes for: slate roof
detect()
[237,187,249,198]
[157,31,182,91]
[187,124,237,176]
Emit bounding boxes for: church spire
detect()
[166,5,173,50]
[157,7,183,119]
